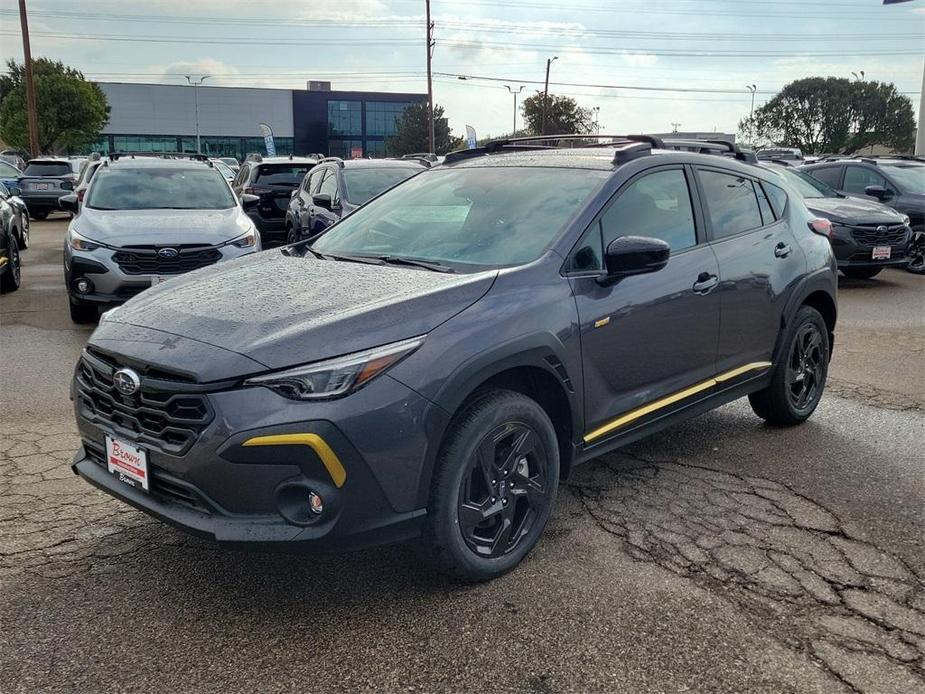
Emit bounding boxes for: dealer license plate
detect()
[872,246,891,260]
[105,436,149,492]
[33,182,49,191]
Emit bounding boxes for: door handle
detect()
[774,242,792,258]
[692,272,718,294]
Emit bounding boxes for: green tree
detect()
[385,103,464,156]
[738,77,914,155]
[0,58,110,155]
[521,93,593,136]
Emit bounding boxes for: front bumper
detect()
[65,244,258,306]
[830,225,911,269]
[71,350,445,551]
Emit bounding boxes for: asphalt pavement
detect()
[1,217,923,693]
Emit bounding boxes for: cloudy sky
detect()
[1,0,923,139]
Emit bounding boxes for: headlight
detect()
[229,227,258,248]
[901,214,911,226]
[244,336,424,400]
[68,229,102,251]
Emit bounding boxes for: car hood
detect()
[804,196,904,224]
[75,207,252,246]
[101,250,497,374]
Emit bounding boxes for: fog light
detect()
[308,491,324,515]
[74,277,92,294]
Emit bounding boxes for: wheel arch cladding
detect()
[801,290,837,346]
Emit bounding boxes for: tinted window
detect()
[23,161,71,177]
[763,181,790,218]
[699,170,765,239]
[313,167,608,270]
[317,169,339,200]
[254,164,312,187]
[807,166,842,188]
[771,166,836,199]
[343,167,418,205]
[0,161,20,177]
[86,167,236,210]
[755,183,775,225]
[569,223,604,272]
[304,168,324,194]
[843,166,892,195]
[600,168,697,252]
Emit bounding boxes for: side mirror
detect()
[600,235,670,284]
[240,193,260,210]
[864,185,890,200]
[312,193,333,210]
[58,193,79,213]
[9,185,21,197]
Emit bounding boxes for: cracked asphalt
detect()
[1,217,924,693]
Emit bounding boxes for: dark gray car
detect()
[70,135,837,581]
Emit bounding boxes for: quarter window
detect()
[600,169,697,252]
[762,181,789,218]
[699,170,765,239]
[755,182,776,225]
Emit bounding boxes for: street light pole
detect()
[17,0,40,157]
[185,75,210,154]
[746,84,757,119]
[541,56,558,135]
[504,84,525,135]
[425,0,436,153]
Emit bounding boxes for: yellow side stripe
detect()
[583,361,773,443]
[242,433,347,488]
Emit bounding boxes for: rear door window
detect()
[807,165,842,189]
[843,166,893,196]
[698,169,765,239]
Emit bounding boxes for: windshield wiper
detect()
[376,255,456,273]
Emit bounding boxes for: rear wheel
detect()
[69,298,98,323]
[842,267,882,280]
[749,306,829,426]
[422,389,559,582]
[0,233,21,293]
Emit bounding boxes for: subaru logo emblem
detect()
[158,248,179,258]
[112,368,141,396]
[876,226,887,235]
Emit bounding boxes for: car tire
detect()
[0,233,21,293]
[69,298,98,324]
[906,230,924,275]
[30,211,48,221]
[842,267,882,280]
[749,305,829,426]
[17,219,29,249]
[286,224,297,245]
[421,389,559,582]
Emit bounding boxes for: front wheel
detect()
[842,267,882,280]
[907,230,924,275]
[749,306,829,426]
[0,233,21,293]
[422,389,560,582]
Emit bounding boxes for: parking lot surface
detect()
[2,217,924,693]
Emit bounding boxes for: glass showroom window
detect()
[365,101,412,137]
[112,135,179,153]
[327,139,363,159]
[328,101,363,137]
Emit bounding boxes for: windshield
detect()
[882,165,925,193]
[24,162,71,177]
[255,164,313,187]
[343,167,420,205]
[772,166,837,199]
[85,167,236,210]
[312,166,608,270]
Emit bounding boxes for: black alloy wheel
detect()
[1,233,21,293]
[457,422,550,558]
[907,230,925,275]
[787,323,825,413]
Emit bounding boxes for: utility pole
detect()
[541,56,558,136]
[917,58,924,155]
[425,0,435,153]
[185,75,209,153]
[504,85,525,135]
[592,106,601,135]
[746,84,757,119]
[18,0,40,157]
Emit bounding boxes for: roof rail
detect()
[401,152,438,162]
[108,151,210,162]
[859,154,925,161]
[245,152,263,163]
[395,155,434,167]
[319,156,345,167]
[443,134,665,166]
[661,138,758,163]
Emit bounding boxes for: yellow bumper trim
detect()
[242,433,347,488]
[583,361,773,443]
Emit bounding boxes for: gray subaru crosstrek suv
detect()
[71,135,837,582]
[60,156,261,323]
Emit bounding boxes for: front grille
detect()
[848,223,907,246]
[75,351,212,455]
[112,245,222,275]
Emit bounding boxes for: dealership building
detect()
[89,81,426,160]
